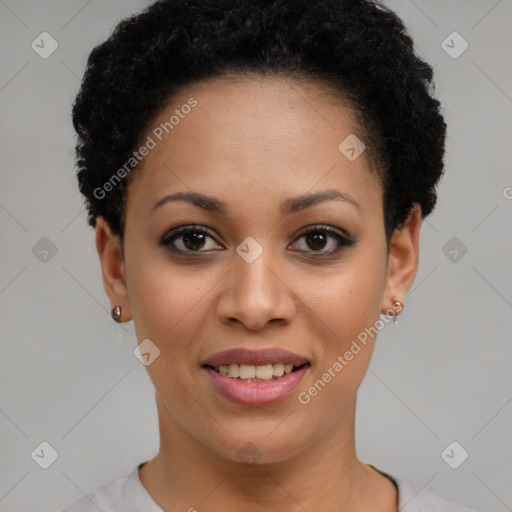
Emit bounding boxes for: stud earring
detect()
[111,305,122,323]
[392,300,404,324]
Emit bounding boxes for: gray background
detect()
[1,1,511,511]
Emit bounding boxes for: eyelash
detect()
[159,224,358,257]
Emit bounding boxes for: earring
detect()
[111,305,122,323]
[392,300,404,324]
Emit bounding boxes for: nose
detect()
[215,247,296,331]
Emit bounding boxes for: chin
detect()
[204,424,312,466]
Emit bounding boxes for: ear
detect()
[381,203,422,315]
[95,217,132,322]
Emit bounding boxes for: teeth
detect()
[273,363,285,377]
[239,364,256,379]
[227,364,239,378]
[256,364,274,380]
[217,363,298,381]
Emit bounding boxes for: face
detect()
[97,74,420,464]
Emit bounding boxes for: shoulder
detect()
[57,463,479,512]
[394,475,479,512]
[55,465,162,512]
[369,464,478,512]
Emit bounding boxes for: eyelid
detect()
[292,223,354,241]
[160,225,224,253]
[289,224,358,253]
[160,223,358,255]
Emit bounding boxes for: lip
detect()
[203,364,310,406]
[201,347,311,407]
[201,347,310,367]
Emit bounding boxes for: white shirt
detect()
[57,462,478,512]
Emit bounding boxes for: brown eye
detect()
[289,225,357,254]
[160,225,223,253]
[304,230,329,251]
[182,232,207,250]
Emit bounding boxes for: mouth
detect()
[202,362,311,382]
[200,347,311,405]
[201,347,311,382]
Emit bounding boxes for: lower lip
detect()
[203,365,309,406]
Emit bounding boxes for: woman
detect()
[59,0,477,510]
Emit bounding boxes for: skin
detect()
[96,74,421,511]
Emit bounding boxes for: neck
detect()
[138,393,396,511]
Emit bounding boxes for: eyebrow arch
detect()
[150,189,361,215]
[280,189,362,215]
[151,191,228,215]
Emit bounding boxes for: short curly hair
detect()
[72,0,446,244]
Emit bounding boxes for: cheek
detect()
[125,257,223,360]
[300,248,388,391]
[295,276,383,420]
[125,262,213,402]
[303,253,387,343]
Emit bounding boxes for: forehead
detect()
[125,74,382,217]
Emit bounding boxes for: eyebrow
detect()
[150,189,362,215]
[279,189,361,215]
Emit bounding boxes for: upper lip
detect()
[202,347,310,367]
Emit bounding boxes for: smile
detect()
[204,362,310,382]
